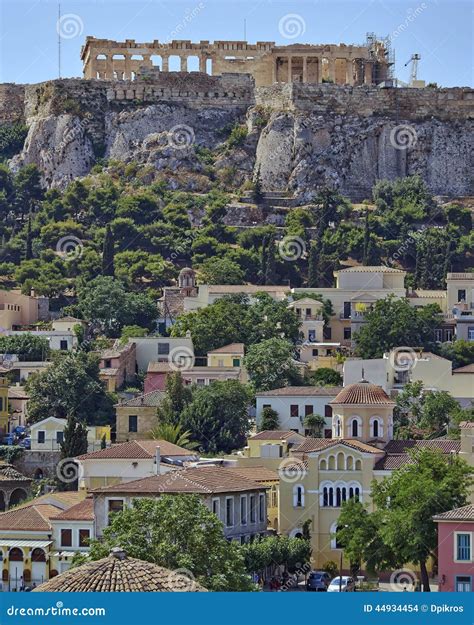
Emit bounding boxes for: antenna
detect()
[58,1,61,78]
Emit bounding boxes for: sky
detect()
[0,0,472,86]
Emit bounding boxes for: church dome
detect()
[330,380,395,406]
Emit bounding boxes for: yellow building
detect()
[207,343,245,368]
[0,376,9,434]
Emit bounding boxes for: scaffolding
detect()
[365,32,395,84]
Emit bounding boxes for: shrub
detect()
[322,560,339,578]
[227,124,247,148]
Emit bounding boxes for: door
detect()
[8,548,24,591]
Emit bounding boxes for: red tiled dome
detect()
[330,381,395,406]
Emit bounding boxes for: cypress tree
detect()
[363,208,370,266]
[57,416,89,491]
[308,241,320,287]
[25,215,33,260]
[264,235,279,285]
[102,224,115,277]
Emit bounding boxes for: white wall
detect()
[131,337,194,371]
[256,394,337,434]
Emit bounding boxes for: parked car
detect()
[13,426,26,438]
[18,437,31,449]
[306,570,331,591]
[327,576,356,592]
[1,434,16,446]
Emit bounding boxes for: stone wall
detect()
[14,450,61,479]
[256,83,474,120]
[0,84,25,123]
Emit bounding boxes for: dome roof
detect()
[330,380,395,406]
[33,548,207,592]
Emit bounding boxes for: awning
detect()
[0,540,52,549]
[51,551,74,558]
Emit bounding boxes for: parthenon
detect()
[81,36,392,86]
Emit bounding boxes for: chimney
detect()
[155,445,161,475]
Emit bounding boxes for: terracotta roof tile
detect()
[226,466,279,482]
[77,439,196,461]
[433,505,474,522]
[255,386,342,397]
[249,430,304,441]
[117,390,166,407]
[92,466,266,495]
[0,464,31,482]
[33,550,207,592]
[207,343,245,354]
[0,504,62,531]
[50,498,94,521]
[330,382,395,406]
[374,439,461,470]
[453,364,474,374]
[294,438,382,454]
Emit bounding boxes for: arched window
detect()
[335,418,341,437]
[323,487,328,506]
[336,487,341,507]
[330,521,344,549]
[373,419,379,438]
[328,455,336,470]
[31,548,46,562]
[355,459,362,471]
[336,452,345,470]
[351,419,359,437]
[341,487,347,503]
[320,458,327,471]
[346,456,354,471]
[349,487,354,499]
[9,548,23,561]
[355,487,360,501]
[293,484,305,508]
[328,487,334,507]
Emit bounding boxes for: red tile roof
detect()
[50,497,94,521]
[330,382,395,406]
[76,440,196,461]
[92,466,267,495]
[0,504,62,531]
[249,430,304,441]
[433,505,474,522]
[453,364,474,374]
[226,466,279,482]
[294,438,382,454]
[256,386,342,397]
[374,439,461,471]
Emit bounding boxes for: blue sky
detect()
[0,0,472,86]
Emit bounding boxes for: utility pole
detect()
[58,1,61,78]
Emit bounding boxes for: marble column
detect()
[162,56,169,72]
[287,56,292,83]
[345,59,353,85]
[302,57,308,83]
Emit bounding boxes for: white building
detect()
[129,336,194,372]
[255,386,343,436]
[30,417,111,453]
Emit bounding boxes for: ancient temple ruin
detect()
[81,35,393,86]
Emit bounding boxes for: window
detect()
[312,349,318,357]
[445,329,454,342]
[290,405,299,418]
[233,358,240,367]
[56,431,64,444]
[262,404,271,410]
[61,529,72,547]
[323,327,332,340]
[373,420,379,438]
[325,405,332,418]
[435,329,443,342]
[104,359,112,368]
[468,327,474,341]
[60,340,68,350]
[158,342,170,355]
[305,404,314,417]
[344,327,352,340]
[249,495,256,523]
[343,302,351,319]
[212,498,220,517]
[78,529,90,547]
[37,431,45,444]
[108,499,124,521]
[240,496,247,525]
[225,497,234,527]
[258,494,265,523]
[128,415,138,433]
[293,485,304,508]
[196,378,206,386]
[455,576,471,592]
[458,289,466,302]
[306,308,312,317]
[218,359,224,367]
[351,419,359,437]
[456,533,471,561]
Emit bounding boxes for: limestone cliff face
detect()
[4,78,473,200]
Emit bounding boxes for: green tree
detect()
[259,406,280,431]
[303,413,326,437]
[180,380,250,453]
[437,340,474,368]
[241,535,311,579]
[150,422,198,450]
[308,367,342,386]
[57,416,88,491]
[156,371,193,425]
[0,334,50,361]
[371,449,473,591]
[101,224,115,277]
[244,337,299,391]
[26,352,115,425]
[119,325,149,345]
[85,495,255,591]
[197,257,245,285]
[354,296,441,358]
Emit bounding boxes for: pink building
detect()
[434,504,474,592]
[98,342,136,392]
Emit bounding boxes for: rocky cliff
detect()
[2,75,473,200]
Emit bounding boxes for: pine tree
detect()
[308,241,320,287]
[25,215,33,260]
[363,208,370,266]
[58,416,89,491]
[102,224,115,277]
[263,235,279,285]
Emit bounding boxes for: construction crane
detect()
[404,54,421,86]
